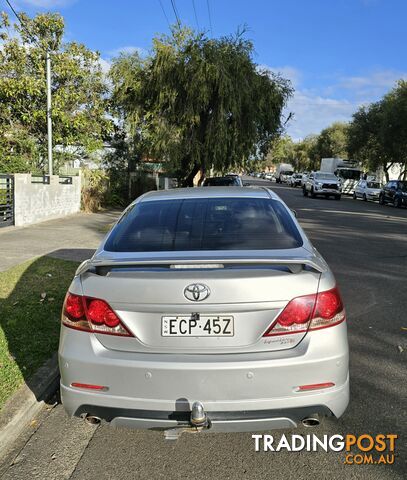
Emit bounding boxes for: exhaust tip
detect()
[84,415,101,425]
[301,415,320,428]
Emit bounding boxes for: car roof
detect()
[139,186,281,202]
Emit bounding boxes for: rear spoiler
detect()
[76,257,326,276]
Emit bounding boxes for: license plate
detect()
[161,315,234,337]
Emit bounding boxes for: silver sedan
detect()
[59,187,349,436]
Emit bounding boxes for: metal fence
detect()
[31,175,50,184]
[0,174,14,227]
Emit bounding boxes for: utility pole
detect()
[46,50,53,176]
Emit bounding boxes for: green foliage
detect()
[265,136,296,166]
[263,134,319,172]
[0,125,41,173]
[313,122,349,160]
[110,27,293,183]
[0,11,111,174]
[81,168,109,212]
[348,81,407,180]
[293,135,319,171]
[102,127,142,206]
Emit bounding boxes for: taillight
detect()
[263,286,345,336]
[62,293,132,337]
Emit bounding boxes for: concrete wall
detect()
[13,174,81,227]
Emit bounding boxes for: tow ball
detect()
[164,401,210,440]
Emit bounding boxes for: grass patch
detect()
[0,256,78,410]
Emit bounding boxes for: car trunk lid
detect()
[79,252,323,354]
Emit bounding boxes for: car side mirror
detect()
[291,209,298,218]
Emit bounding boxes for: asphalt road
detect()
[1,179,406,480]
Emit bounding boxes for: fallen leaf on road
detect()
[401,327,407,331]
[397,345,404,353]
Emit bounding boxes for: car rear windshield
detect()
[105,197,303,252]
[315,173,338,180]
[204,177,238,186]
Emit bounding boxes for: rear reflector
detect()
[297,382,335,392]
[62,293,133,337]
[71,382,109,392]
[263,286,345,336]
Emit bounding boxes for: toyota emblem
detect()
[184,283,211,302]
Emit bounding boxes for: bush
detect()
[81,168,109,213]
[129,172,157,200]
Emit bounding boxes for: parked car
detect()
[300,173,309,187]
[264,173,273,181]
[289,173,303,187]
[303,171,342,200]
[379,180,407,207]
[202,176,243,187]
[353,180,382,202]
[59,187,349,435]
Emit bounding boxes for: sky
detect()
[7,0,407,140]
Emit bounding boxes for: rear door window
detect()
[105,197,303,252]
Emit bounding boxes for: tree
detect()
[110,27,292,185]
[294,135,319,171]
[348,81,407,181]
[0,11,110,173]
[264,136,295,168]
[267,135,295,164]
[380,80,407,179]
[314,122,349,160]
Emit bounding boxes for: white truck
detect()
[320,158,362,194]
[275,163,294,184]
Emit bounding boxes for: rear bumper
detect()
[59,323,349,432]
[66,403,336,432]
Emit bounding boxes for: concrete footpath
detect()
[0,210,121,272]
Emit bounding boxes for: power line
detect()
[170,0,181,27]
[4,0,22,24]
[206,0,213,36]
[158,0,171,29]
[192,0,200,30]
[4,0,40,47]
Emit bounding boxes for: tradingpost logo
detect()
[252,433,398,465]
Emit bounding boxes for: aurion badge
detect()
[183,283,211,302]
